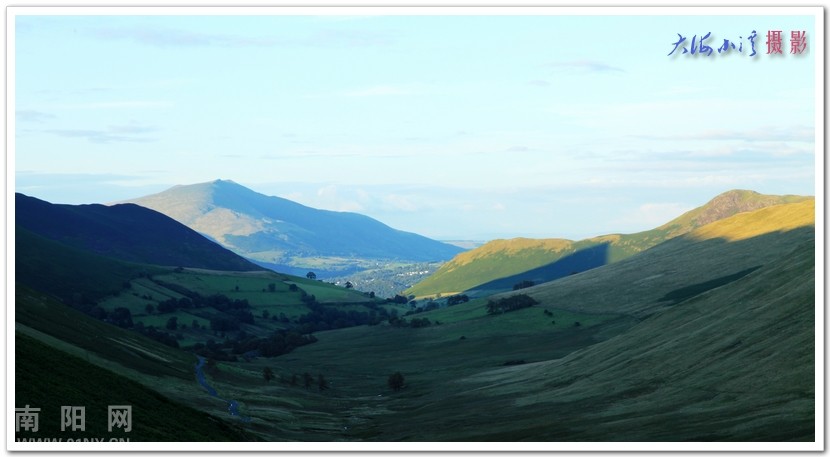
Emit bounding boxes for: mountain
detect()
[16,225,166,305]
[16,193,263,272]
[406,190,812,297]
[118,180,463,271]
[272,199,815,441]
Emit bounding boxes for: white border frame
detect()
[5,4,825,452]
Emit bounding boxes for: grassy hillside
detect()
[407,190,812,298]
[222,199,813,441]
[11,196,816,443]
[15,333,251,442]
[16,285,196,380]
[375,236,815,441]
[16,226,166,305]
[510,199,814,317]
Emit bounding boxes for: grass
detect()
[13,197,816,443]
[15,333,251,441]
[197,202,815,442]
[16,226,166,305]
[406,193,814,298]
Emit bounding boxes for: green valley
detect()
[12,191,817,444]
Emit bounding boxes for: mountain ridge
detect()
[118,180,463,269]
[406,189,813,297]
[16,193,263,272]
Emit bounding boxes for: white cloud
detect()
[382,194,418,212]
[614,202,694,228]
[311,184,366,212]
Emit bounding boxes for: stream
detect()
[195,356,251,422]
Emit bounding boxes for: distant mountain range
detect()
[117,180,463,275]
[406,190,812,297]
[16,193,263,272]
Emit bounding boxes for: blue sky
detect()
[13,8,818,240]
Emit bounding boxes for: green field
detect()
[13,199,816,443]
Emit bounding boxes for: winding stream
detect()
[195,356,251,422]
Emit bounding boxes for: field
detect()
[13,200,816,443]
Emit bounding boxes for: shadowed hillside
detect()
[263,199,814,441]
[379,234,814,441]
[407,190,812,297]
[16,193,263,272]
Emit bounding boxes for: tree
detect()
[486,294,538,315]
[512,280,535,291]
[111,307,133,328]
[145,304,154,315]
[290,374,298,386]
[345,281,354,289]
[268,283,276,293]
[306,272,317,280]
[447,294,469,306]
[303,372,314,389]
[388,372,405,391]
[263,367,275,383]
[318,374,329,391]
[166,316,178,330]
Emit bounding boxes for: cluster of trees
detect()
[152,292,251,315]
[108,307,134,328]
[446,294,470,306]
[230,329,318,357]
[486,294,538,315]
[96,306,180,348]
[190,339,238,362]
[134,324,180,348]
[404,301,438,316]
[295,301,391,333]
[512,280,535,291]
[188,328,319,361]
[389,316,433,328]
[262,367,331,391]
[387,294,411,305]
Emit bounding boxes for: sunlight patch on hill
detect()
[690,199,815,242]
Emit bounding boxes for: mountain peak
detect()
[119,180,463,269]
[660,189,810,233]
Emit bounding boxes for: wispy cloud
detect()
[87,25,393,49]
[612,202,694,228]
[634,125,814,143]
[305,29,393,48]
[16,110,57,123]
[15,172,168,204]
[54,100,173,110]
[527,80,551,87]
[40,122,159,144]
[546,60,624,73]
[89,26,278,47]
